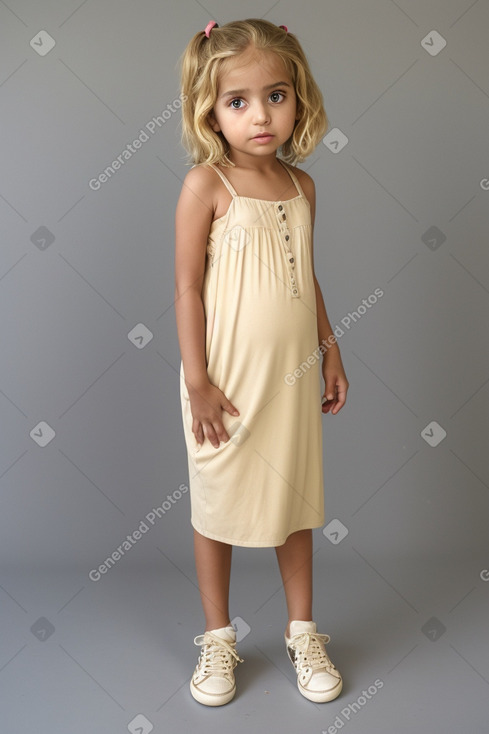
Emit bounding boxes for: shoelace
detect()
[194,632,244,676]
[288,632,336,672]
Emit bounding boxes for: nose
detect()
[251,100,270,125]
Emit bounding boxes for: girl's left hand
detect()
[321,350,349,415]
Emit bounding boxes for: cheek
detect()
[212,108,232,132]
[217,107,234,123]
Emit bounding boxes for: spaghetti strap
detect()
[206,159,304,201]
[207,163,238,198]
[277,159,306,199]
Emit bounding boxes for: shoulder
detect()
[287,164,315,200]
[177,164,220,219]
[286,164,316,220]
[180,164,220,198]
[182,163,218,184]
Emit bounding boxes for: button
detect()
[292,288,298,295]
[278,204,283,211]
[282,213,286,221]
[285,235,290,241]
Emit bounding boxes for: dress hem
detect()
[190,520,325,548]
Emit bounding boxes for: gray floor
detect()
[1,542,488,733]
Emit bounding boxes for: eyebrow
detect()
[220,81,291,99]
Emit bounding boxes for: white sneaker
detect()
[285,620,343,703]
[190,625,244,706]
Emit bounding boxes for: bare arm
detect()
[174,167,213,390]
[295,168,349,414]
[174,166,239,447]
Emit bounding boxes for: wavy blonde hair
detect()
[177,18,328,167]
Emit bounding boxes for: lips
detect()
[252,133,274,145]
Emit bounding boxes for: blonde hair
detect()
[178,18,328,167]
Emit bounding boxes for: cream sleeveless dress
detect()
[179,159,325,547]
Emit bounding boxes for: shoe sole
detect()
[298,676,343,703]
[190,679,236,706]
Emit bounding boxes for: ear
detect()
[208,110,221,133]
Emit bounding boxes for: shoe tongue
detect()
[289,620,317,636]
[209,625,236,642]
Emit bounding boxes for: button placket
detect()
[276,203,299,298]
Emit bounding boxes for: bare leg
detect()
[193,529,233,632]
[275,529,313,637]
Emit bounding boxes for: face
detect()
[208,46,300,164]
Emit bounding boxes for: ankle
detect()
[205,620,232,633]
[286,618,313,637]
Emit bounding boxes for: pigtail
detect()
[178,31,210,164]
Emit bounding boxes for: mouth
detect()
[252,133,274,141]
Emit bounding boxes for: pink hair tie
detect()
[204,20,219,38]
[279,25,288,33]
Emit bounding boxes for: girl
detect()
[175,18,349,707]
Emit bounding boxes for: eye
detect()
[269,91,285,103]
[229,98,245,109]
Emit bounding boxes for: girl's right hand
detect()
[187,381,240,449]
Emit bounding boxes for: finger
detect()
[321,397,333,414]
[214,422,231,444]
[222,396,240,416]
[192,419,204,446]
[331,388,347,414]
[195,429,204,446]
[202,422,220,449]
[324,379,337,402]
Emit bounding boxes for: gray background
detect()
[1,1,488,732]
